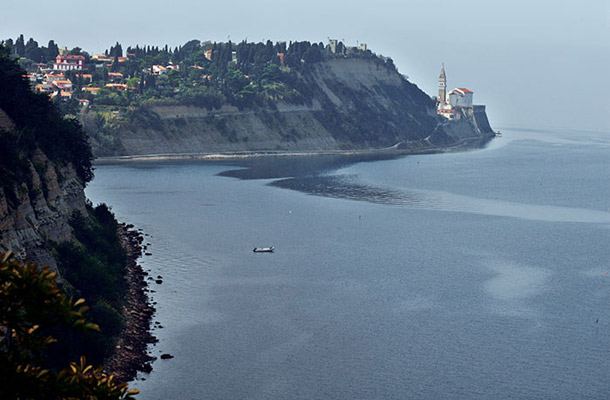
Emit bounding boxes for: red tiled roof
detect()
[57,55,85,60]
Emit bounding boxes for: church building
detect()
[436,65,474,120]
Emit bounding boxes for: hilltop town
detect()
[2,35,494,157]
[3,36,375,115]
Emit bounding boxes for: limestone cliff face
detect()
[86,58,494,157]
[0,146,87,272]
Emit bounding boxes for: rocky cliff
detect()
[85,57,494,157]
[0,143,87,272]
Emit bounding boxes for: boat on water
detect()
[495,130,502,137]
[253,247,274,253]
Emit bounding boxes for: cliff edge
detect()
[0,45,151,374]
[84,57,494,158]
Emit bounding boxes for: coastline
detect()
[97,135,494,381]
[103,223,156,382]
[93,137,491,165]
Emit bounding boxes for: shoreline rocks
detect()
[103,223,157,382]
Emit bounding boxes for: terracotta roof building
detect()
[53,55,85,71]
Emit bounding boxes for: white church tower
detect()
[438,64,447,103]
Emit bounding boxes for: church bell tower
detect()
[438,64,446,102]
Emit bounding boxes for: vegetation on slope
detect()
[3,36,439,155]
[0,45,93,188]
[0,44,135,385]
[0,252,138,399]
[51,202,128,366]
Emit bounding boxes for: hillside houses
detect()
[52,54,85,71]
[8,37,377,115]
[107,72,124,81]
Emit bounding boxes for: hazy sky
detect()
[2,0,609,132]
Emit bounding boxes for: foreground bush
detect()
[0,252,138,399]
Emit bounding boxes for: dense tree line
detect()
[1,34,60,63]
[0,45,93,194]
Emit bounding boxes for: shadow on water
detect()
[272,175,427,206]
[218,141,610,224]
[217,154,398,180]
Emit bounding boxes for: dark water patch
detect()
[272,175,610,224]
[271,175,424,206]
[218,154,398,180]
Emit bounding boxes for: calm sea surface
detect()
[86,129,610,399]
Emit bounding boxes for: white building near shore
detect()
[436,65,474,120]
[447,88,473,107]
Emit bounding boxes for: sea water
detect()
[86,128,610,399]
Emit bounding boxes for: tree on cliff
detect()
[0,45,94,185]
[0,252,139,399]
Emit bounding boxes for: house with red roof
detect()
[76,73,93,83]
[34,83,55,94]
[152,65,168,75]
[53,54,85,71]
[82,87,101,94]
[105,83,128,91]
[436,65,476,120]
[46,72,65,83]
[52,79,73,93]
[108,72,124,81]
[447,88,473,108]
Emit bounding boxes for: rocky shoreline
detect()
[103,223,157,382]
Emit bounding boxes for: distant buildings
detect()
[108,72,124,81]
[81,87,100,95]
[52,79,73,93]
[436,65,475,120]
[152,65,168,75]
[92,54,113,62]
[328,39,338,54]
[53,54,85,71]
[438,64,446,102]
[447,88,473,107]
[105,83,128,91]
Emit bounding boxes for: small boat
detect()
[253,247,274,253]
[495,130,502,137]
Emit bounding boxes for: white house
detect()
[53,55,85,71]
[447,88,473,107]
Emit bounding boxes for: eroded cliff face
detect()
[0,146,87,272]
[86,58,494,158]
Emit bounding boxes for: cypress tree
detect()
[15,34,25,57]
